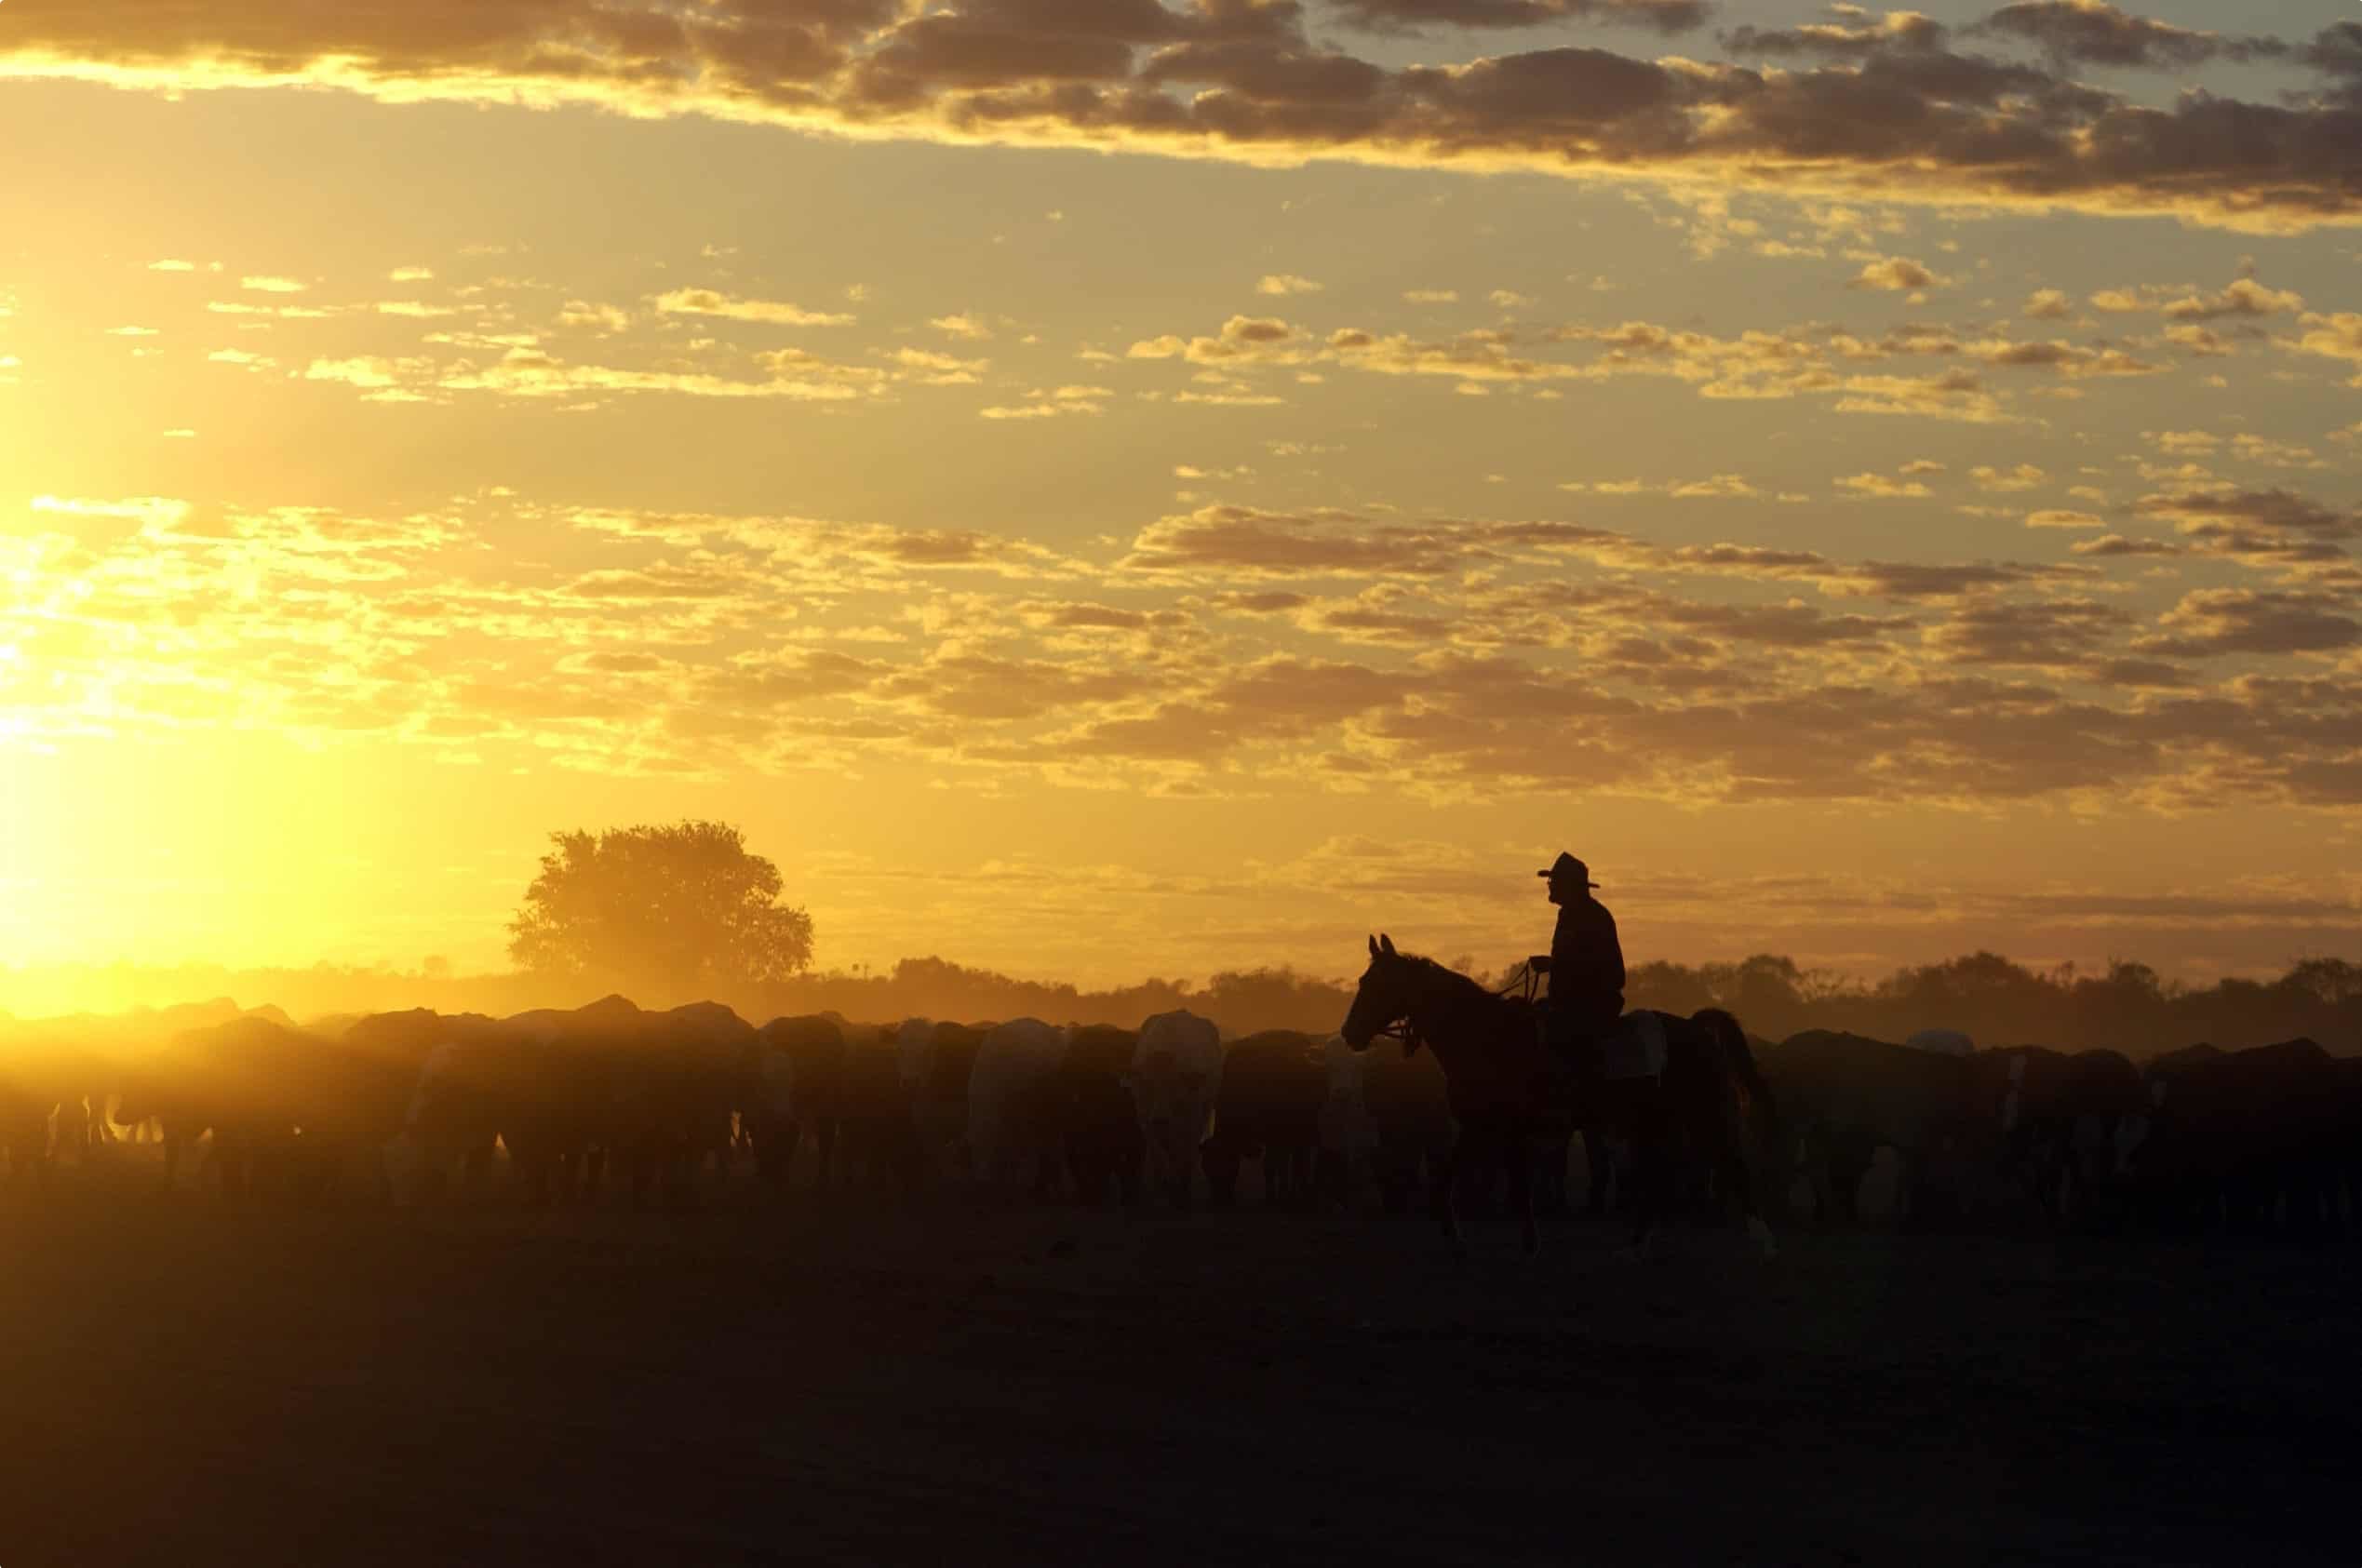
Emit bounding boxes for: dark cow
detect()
[2056,1049,2149,1223]
[748,1015,847,1195]
[2134,1039,2341,1235]
[1360,1031,1454,1218]
[1201,1030,1326,1210]
[111,1015,320,1198]
[297,1008,461,1202]
[617,1002,752,1207]
[499,997,651,1204]
[1059,1025,1143,1209]
[916,1023,986,1182]
[833,1024,927,1198]
[404,997,650,1207]
[1963,1046,2149,1226]
[1764,1031,1985,1226]
[397,1012,517,1202]
[0,1020,67,1183]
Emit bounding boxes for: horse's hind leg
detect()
[1629,1105,1672,1255]
[1509,1131,1539,1258]
[1584,1128,1614,1216]
[1716,1119,1775,1256]
[1440,1135,1471,1255]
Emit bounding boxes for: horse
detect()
[1340,934,1778,1258]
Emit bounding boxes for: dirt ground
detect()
[2,1172,2354,1567]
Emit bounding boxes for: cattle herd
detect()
[1,995,2358,1240]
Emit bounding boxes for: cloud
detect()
[1836,472,1933,499]
[1129,315,1310,366]
[931,314,992,340]
[241,275,307,293]
[1966,339,2162,379]
[2024,510,2104,529]
[1722,10,1950,59]
[2022,288,2073,320]
[2136,589,2361,659]
[1973,2,2286,71]
[1972,463,2046,492]
[25,476,2362,811]
[1850,256,1946,292]
[980,385,1106,419]
[2130,487,2359,565]
[303,355,421,388]
[557,300,633,332]
[1121,505,1502,580]
[2072,534,2188,558]
[1255,274,1323,296]
[652,288,854,327]
[1923,597,2130,667]
[10,7,2356,232]
[2288,312,2362,382]
[2163,277,2304,321]
[1335,0,1712,34]
[1563,474,1763,499]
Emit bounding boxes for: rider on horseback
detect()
[1528,852,1624,1067]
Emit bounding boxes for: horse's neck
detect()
[1413,977,1523,1053]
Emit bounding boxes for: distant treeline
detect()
[7,950,2362,1057]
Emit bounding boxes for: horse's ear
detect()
[1379,933,1397,957]
[1367,934,1380,959]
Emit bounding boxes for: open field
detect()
[3,1171,2355,1567]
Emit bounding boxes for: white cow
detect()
[1132,1010,1223,1208]
[966,1018,1067,1190]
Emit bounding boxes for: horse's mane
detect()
[1391,952,1504,1009]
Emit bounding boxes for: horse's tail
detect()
[1696,1008,1778,1153]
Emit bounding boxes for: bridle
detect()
[1362,961,1538,1052]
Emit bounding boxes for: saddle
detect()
[1537,1009,1667,1083]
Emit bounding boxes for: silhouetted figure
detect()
[1528,852,1624,1060]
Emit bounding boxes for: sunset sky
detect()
[3,0,2361,1002]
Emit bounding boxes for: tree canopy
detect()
[506,820,813,999]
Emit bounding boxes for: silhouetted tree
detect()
[506,821,813,1001]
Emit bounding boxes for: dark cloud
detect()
[1974,2,2287,71]
[2132,487,2360,567]
[2136,589,2362,659]
[1839,560,2085,600]
[1923,597,2131,666]
[1723,11,1949,60]
[1121,505,1486,578]
[7,0,2361,229]
[2071,533,2184,558]
[1334,0,1712,35]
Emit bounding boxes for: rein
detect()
[1373,964,1535,1053]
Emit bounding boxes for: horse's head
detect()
[1341,934,1423,1055]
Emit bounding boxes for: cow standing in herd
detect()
[4,973,2362,1252]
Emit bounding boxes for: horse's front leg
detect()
[1440,1134,1469,1256]
[1510,1128,1538,1258]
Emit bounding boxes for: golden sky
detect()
[3,0,2361,998]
